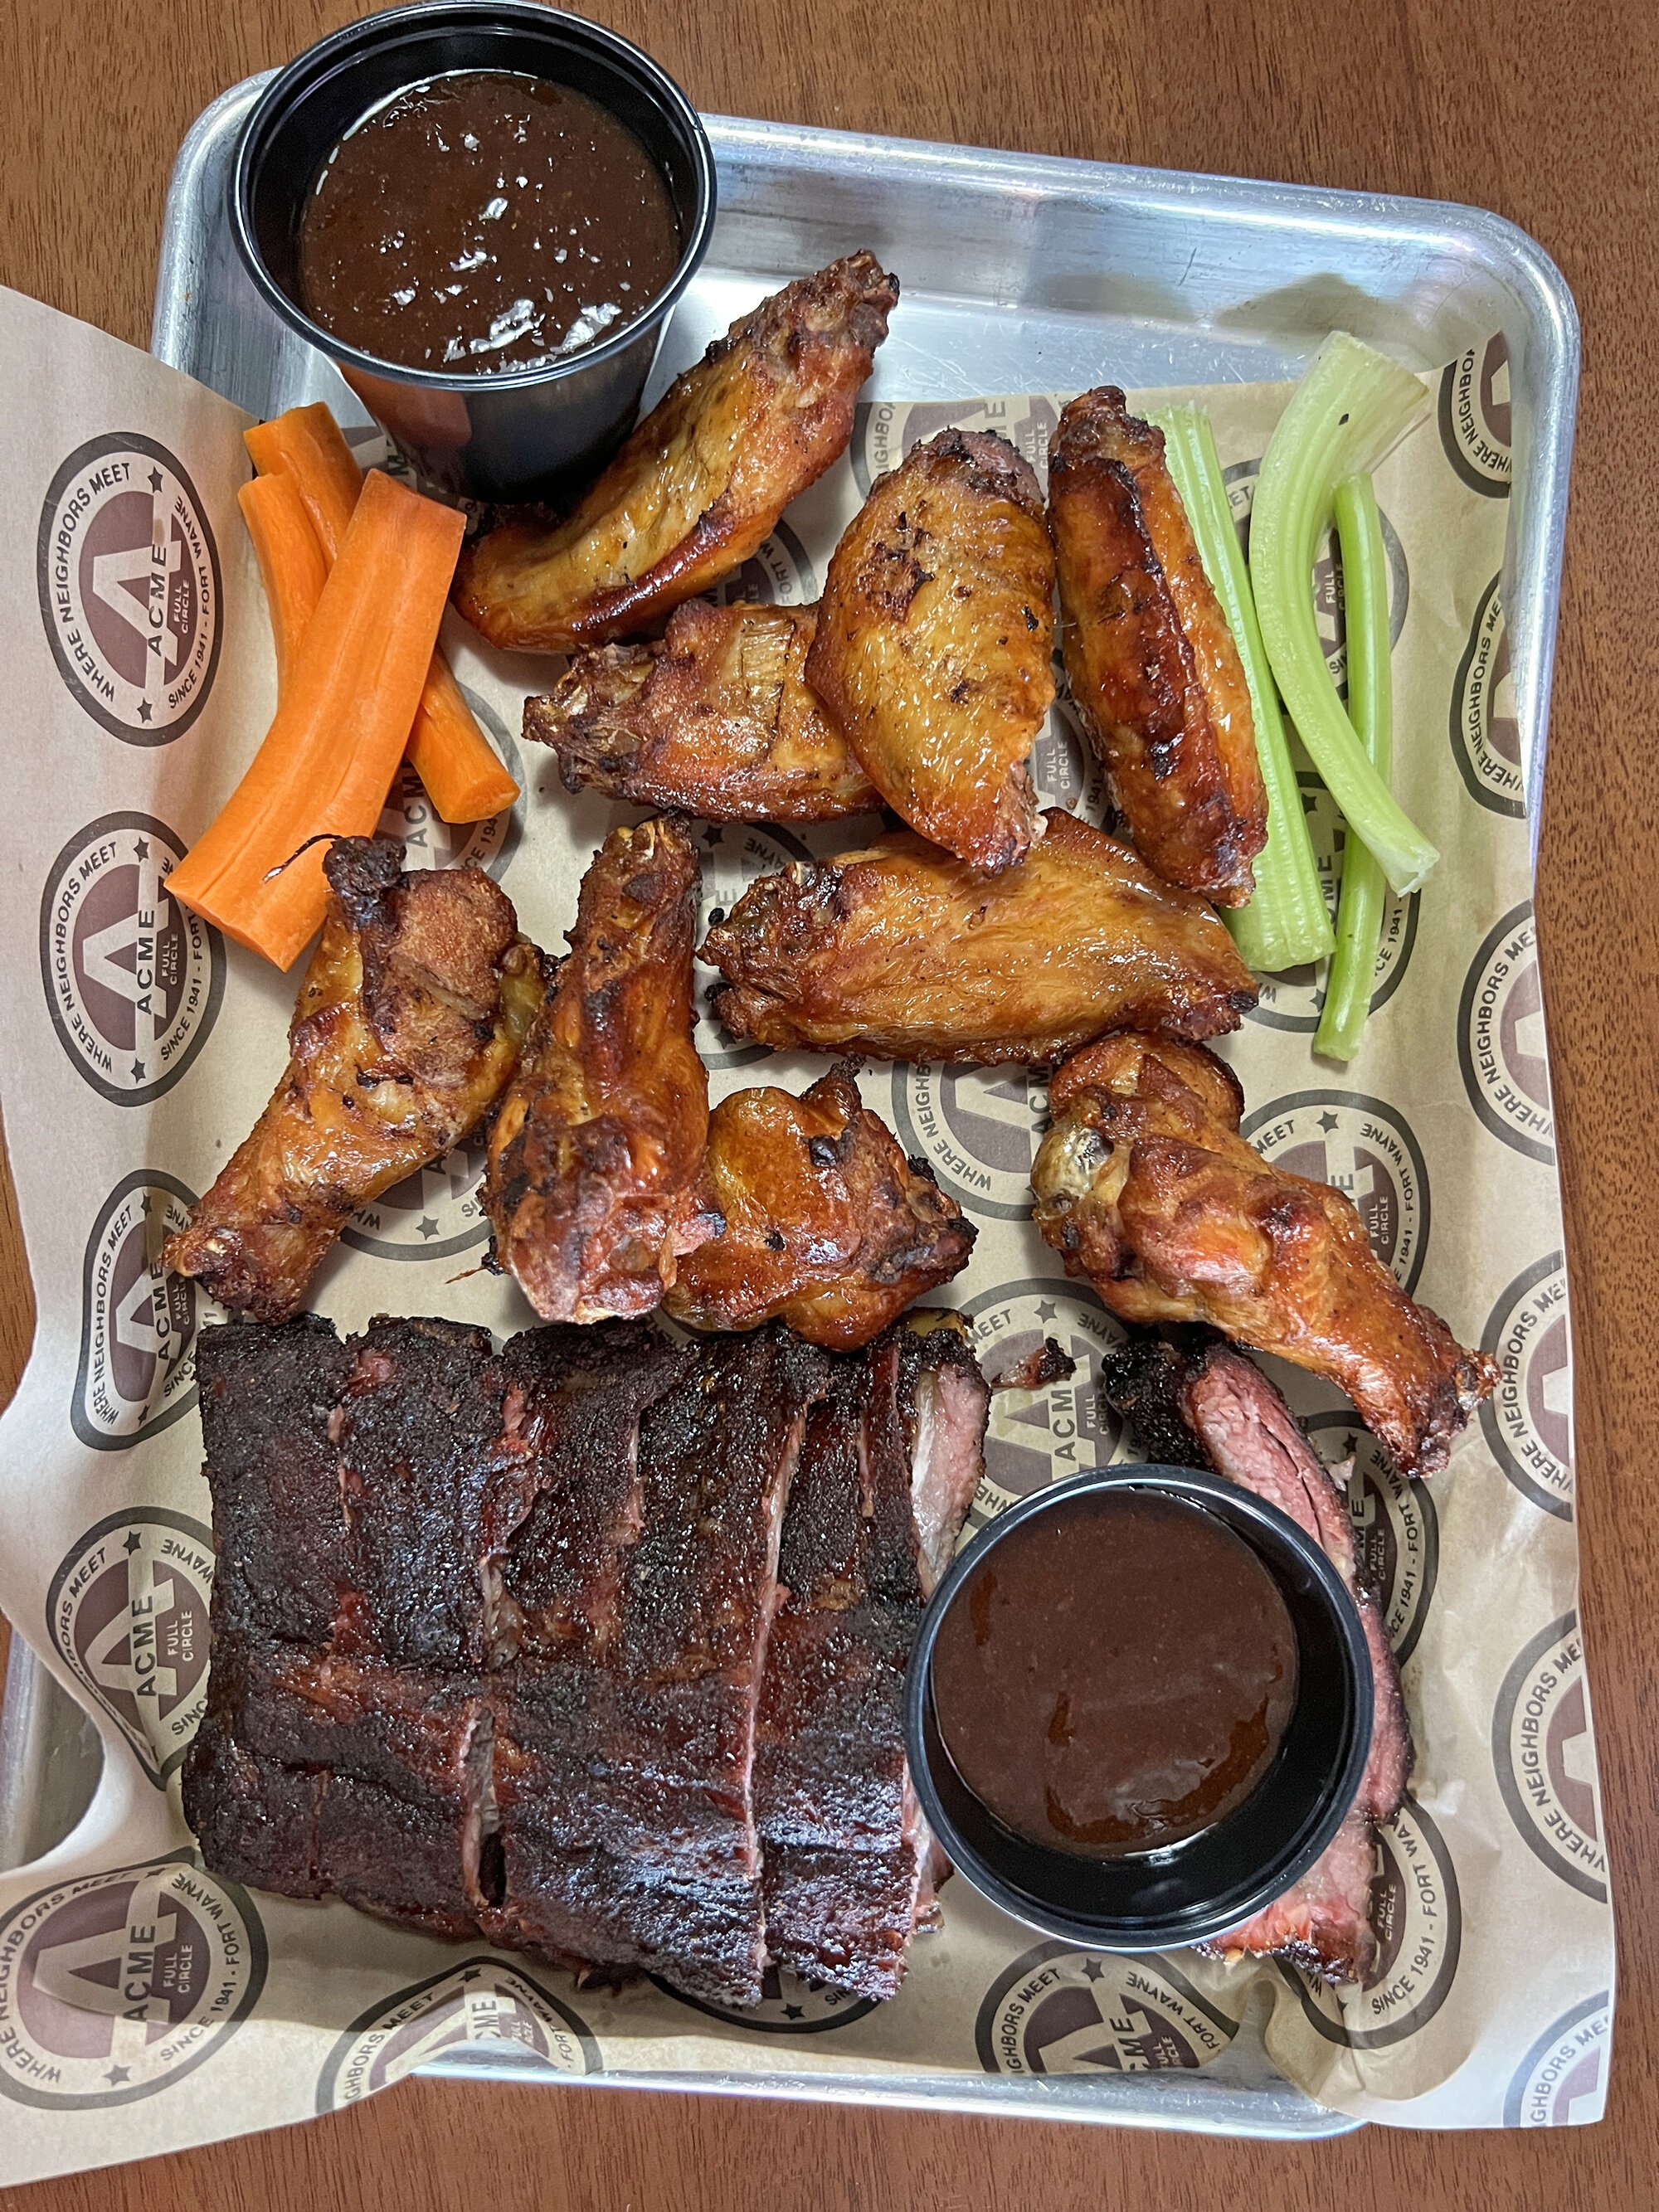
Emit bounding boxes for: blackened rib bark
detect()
[1099,1325,1411,1982]
[196,1315,356,1647]
[756,1315,986,1999]
[496,1328,829,2004]
[182,1631,492,1939]
[494,1322,697,1657]
[332,1317,508,1666]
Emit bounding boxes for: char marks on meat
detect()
[757,1315,987,1996]
[185,1310,987,2007]
[1099,1325,1411,1983]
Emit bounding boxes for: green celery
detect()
[1150,404,1333,972]
[1250,333,1438,895]
[1316,475,1392,1061]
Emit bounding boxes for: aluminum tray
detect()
[0,73,1579,2142]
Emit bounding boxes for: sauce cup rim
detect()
[229,0,718,393]
[904,1461,1377,1953]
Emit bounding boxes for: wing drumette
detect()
[1031,1034,1497,1475]
[701,810,1257,1064]
[163,839,544,1323]
[806,429,1056,872]
[455,254,898,653]
[525,598,878,822]
[484,816,715,1322]
[1048,388,1267,905]
[664,1063,975,1349]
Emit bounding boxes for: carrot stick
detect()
[237,473,326,697]
[244,404,518,823]
[406,654,520,820]
[172,470,465,969]
[244,403,361,558]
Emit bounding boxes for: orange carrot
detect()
[237,473,326,697]
[172,470,465,969]
[244,403,518,823]
[406,653,520,820]
[244,403,362,558]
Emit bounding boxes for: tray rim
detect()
[3,73,1591,2148]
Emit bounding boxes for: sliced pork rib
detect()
[185,1315,830,2007]
[184,1310,988,2009]
[1099,1325,1411,1982]
[756,1315,986,1997]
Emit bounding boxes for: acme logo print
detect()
[36,434,222,743]
[39,812,224,1106]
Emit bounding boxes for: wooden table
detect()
[3,1,1653,2204]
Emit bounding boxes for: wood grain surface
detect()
[2,0,1655,2204]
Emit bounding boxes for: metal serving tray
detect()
[0,74,1579,2142]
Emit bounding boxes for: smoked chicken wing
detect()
[701,809,1257,1064]
[454,254,898,653]
[664,1063,975,1349]
[484,816,715,1322]
[163,839,544,1323]
[1048,388,1267,904]
[805,429,1056,871]
[525,598,878,821]
[1031,1034,1497,1475]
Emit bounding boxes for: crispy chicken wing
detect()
[454,254,898,653]
[484,816,715,1322]
[664,1063,975,1348]
[1048,388,1267,904]
[701,809,1257,1064]
[1030,1034,1498,1475]
[805,429,1056,872]
[163,840,543,1323]
[524,598,878,821]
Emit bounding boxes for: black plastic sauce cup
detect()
[904,1466,1374,1953]
[231,2,716,501]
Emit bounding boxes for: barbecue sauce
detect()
[297,70,681,374]
[932,1492,1297,1859]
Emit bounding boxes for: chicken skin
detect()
[1048,388,1267,905]
[484,816,715,1323]
[1031,1034,1498,1476]
[805,429,1056,872]
[525,598,878,822]
[701,809,1257,1065]
[163,839,543,1323]
[454,254,898,653]
[665,1064,975,1349]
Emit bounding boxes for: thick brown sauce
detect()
[932,1492,1297,1859]
[297,70,681,375]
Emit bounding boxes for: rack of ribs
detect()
[183,1310,986,2008]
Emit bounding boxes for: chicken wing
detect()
[805,428,1056,872]
[484,815,715,1322]
[1030,1034,1498,1475]
[664,1063,975,1348]
[524,598,878,822]
[701,809,1257,1064]
[454,254,898,654]
[163,840,544,1323]
[1048,388,1267,905]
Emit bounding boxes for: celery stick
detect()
[1150,405,1333,972]
[1250,333,1438,895]
[1316,476,1392,1061]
